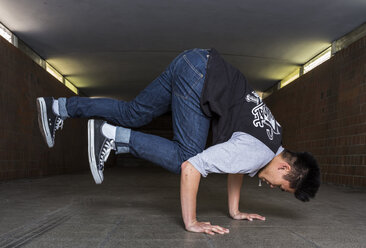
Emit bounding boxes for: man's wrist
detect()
[229,209,240,218]
[185,219,197,229]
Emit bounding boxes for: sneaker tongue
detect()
[52,99,60,116]
[101,123,116,140]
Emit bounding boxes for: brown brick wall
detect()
[265,35,366,187]
[0,36,88,180]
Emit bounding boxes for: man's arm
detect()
[227,174,266,221]
[180,161,229,235]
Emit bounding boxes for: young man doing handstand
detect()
[37,48,320,235]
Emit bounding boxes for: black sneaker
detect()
[88,119,115,184]
[36,97,64,148]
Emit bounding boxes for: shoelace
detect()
[55,117,64,130]
[98,139,115,170]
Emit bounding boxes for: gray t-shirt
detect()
[188,132,284,177]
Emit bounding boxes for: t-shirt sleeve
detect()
[188,132,275,177]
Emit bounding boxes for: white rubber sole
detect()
[36,97,54,148]
[88,120,103,184]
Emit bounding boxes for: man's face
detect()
[259,173,295,193]
[258,156,295,193]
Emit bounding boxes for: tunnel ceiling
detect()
[0,0,365,100]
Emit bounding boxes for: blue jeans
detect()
[65,49,211,174]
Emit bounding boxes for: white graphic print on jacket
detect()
[245,91,281,140]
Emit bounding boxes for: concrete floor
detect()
[0,166,365,248]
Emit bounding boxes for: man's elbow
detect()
[181,161,201,178]
[181,161,197,174]
[181,161,190,171]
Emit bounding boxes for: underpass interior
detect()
[0,1,366,247]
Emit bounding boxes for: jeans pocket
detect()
[173,52,206,99]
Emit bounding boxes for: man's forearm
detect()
[180,161,201,228]
[227,174,243,217]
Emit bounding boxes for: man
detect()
[36,48,321,235]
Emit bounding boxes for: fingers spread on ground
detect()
[251,214,265,220]
[205,229,215,235]
[211,227,224,234]
[213,225,225,231]
[214,225,230,233]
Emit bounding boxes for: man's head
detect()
[258,149,321,202]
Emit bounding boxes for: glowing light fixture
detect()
[65,79,79,95]
[303,47,331,74]
[0,22,79,95]
[280,68,300,88]
[46,62,63,83]
[0,23,12,43]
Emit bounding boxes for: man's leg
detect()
[38,49,210,179]
[37,53,181,148]
[85,49,210,180]
[127,49,211,174]
[61,71,173,128]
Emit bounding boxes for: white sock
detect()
[52,100,60,115]
[101,123,117,140]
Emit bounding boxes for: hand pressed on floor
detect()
[186,221,230,235]
[231,211,266,221]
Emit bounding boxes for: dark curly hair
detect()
[281,149,321,202]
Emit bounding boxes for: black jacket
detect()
[200,48,282,153]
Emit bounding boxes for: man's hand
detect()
[227,174,265,222]
[230,211,266,221]
[180,161,230,235]
[186,221,230,235]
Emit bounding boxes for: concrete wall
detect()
[265,35,366,187]
[0,36,88,180]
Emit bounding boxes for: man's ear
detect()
[278,162,291,172]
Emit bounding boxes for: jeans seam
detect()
[172,54,204,99]
[173,76,202,100]
[183,55,203,78]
